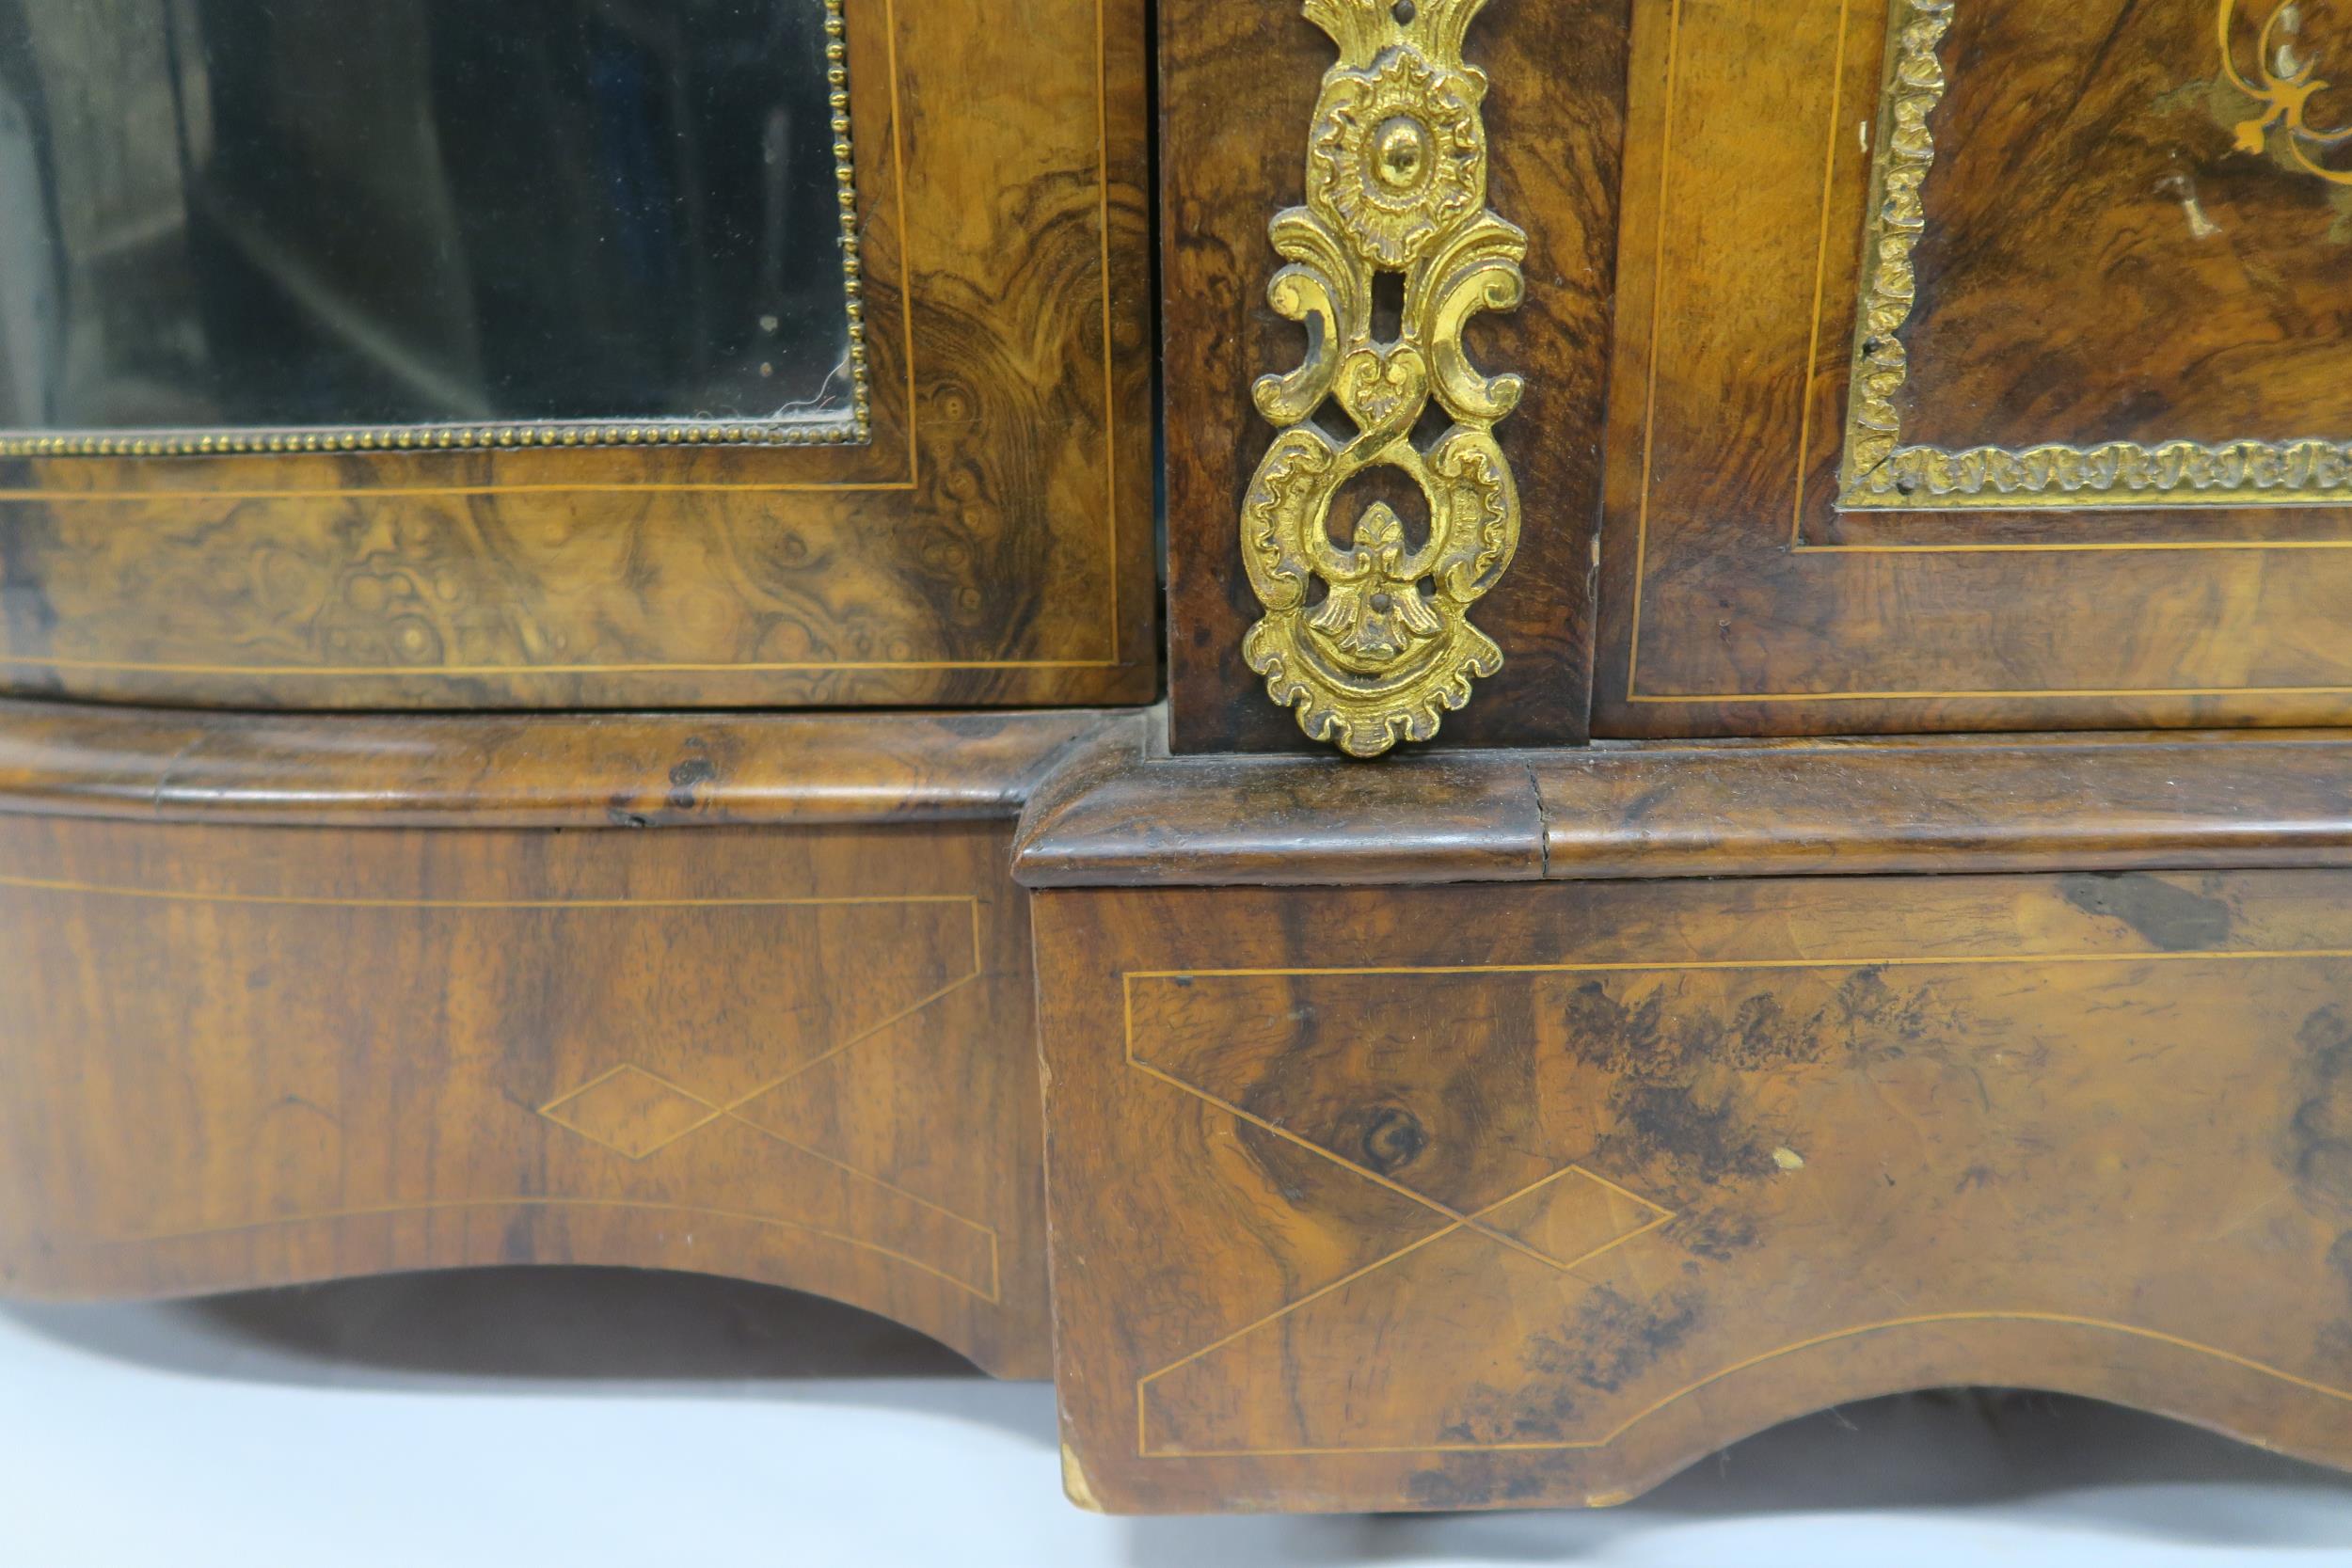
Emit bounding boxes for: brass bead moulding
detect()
[0,0,871,460]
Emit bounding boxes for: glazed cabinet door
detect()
[1592,0,2352,737]
[0,0,1153,709]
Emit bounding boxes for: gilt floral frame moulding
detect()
[1838,0,2352,510]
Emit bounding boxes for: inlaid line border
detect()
[1622,0,2352,708]
[5,872,1005,1303]
[1117,947,2352,1460]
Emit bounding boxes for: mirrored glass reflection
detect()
[0,0,859,441]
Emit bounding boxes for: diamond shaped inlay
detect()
[1125,966,1691,1456]
[1477,1167,1672,1271]
[539,1065,717,1160]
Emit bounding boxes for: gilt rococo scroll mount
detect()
[1240,0,1527,758]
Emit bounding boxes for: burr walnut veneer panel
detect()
[1039,870,2352,1509]
[0,704,1120,1378]
[0,815,1049,1375]
[1594,0,2352,737]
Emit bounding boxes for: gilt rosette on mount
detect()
[1240,0,1527,757]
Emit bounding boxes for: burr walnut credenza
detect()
[8,0,2352,1517]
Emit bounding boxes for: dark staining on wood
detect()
[666,752,720,813]
[1525,1285,1706,1398]
[2060,872,2234,951]
[1608,1080,1782,1189]
[1661,1208,1760,1265]
[1403,1455,1557,1513]
[1437,1375,1584,1447]
[1565,969,1961,1189]
[2285,1005,2352,1210]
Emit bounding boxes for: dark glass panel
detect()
[0,0,856,438]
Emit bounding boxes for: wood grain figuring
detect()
[0,0,1154,710]
[1039,871,2352,1510]
[0,811,1051,1378]
[0,698,1119,828]
[1899,0,2352,456]
[1160,0,1629,752]
[1012,717,2352,887]
[1593,0,2352,737]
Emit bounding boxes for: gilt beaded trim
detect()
[1,0,870,460]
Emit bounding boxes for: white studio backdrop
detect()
[0,1268,2346,1568]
